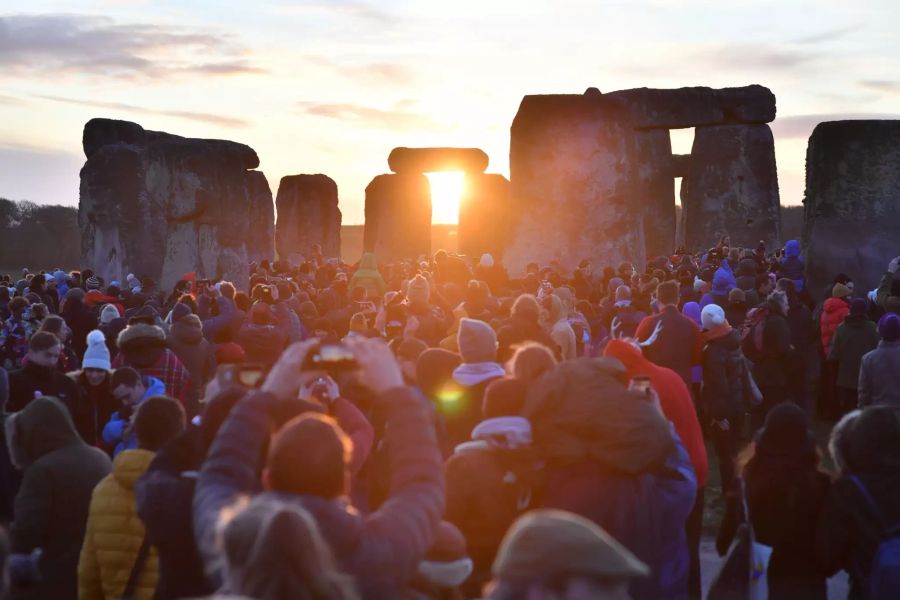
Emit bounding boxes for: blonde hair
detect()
[506,342,557,383]
[222,496,359,600]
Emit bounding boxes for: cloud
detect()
[297,101,446,131]
[699,43,816,71]
[772,113,900,139]
[0,13,264,81]
[793,25,861,44]
[266,1,391,24]
[301,56,416,86]
[35,94,252,128]
[858,80,900,94]
[0,95,23,105]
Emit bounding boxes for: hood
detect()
[143,376,167,399]
[5,396,83,468]
[823,297,849,315]
[112,448,156,489]
[172,314,204,344]
[118,323,167,367]
[784,239,801,258]
[712,269,736,295]
[603,338,649,372]
[358,252,378,272]
[682,301,701,326]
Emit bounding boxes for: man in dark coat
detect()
[749,290,793,430]
[7,332,81,417]
[777,278,817,412]
[193,338,444,598]
[636,281,703,389]
[858,313,900,407]
[496,295,556,363]
[6,397,111,600]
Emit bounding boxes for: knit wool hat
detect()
[879,313,900,342]
[483,377,528,419]
[100,303,120,325]
[615,285,632,303]
[170,302,193,324]
[215,342,246,365]
[479,253,495,268]
[407,274,430,305]
[457,318,498,364]
[701,303,727,330]
[85,276,102,290]
[728,288,746,304]
[82,330,111,370]
[832,283,851,299]
[493,509,649,584]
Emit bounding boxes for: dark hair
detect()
[219,281,236,300]
[38,315,66,339]
[134,395,186,451]
[656,280,679,306]
[234,291,250,312]
[267,414,351,498]
[111,367,141,389]
[29,331,60,352]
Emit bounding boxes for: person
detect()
[433,250,472,289]
[496,295,555,362]
[405,520,473,600]
[218,496,359,600]
[717,403,830,599]
[35,315,79,371]
[67,330,119,446]
[776,239,806,292]
[6,332,81,416]
[1,297,36,370]
[609,285,645,340]
[484,509,649,600]
[193,338,445,599]
[858,313,900,407]
[777,278,817,412]
[59,288,97,359]
[406,275,451,348]
[78,395,186,600]
[98,304,126,360]
[636,280,703,389]
[749,290,793,430]
[196,281,242,344]
[5,397,111,600]
[724,287,749,330]
[236,302,290,370]
[505,342,557,383]
[546,294,577,361]
[349,252,387,301]
[816,406,900,598]
[821,282,852,357]
[113,322,193,407]
[828,298,879,416]
[166,303,216,414]
[103,367,167,456]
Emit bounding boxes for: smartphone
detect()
[217,364,265,388]
[302,344,358,372]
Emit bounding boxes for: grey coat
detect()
[858,340,900,407]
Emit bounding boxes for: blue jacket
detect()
[777,240,806,291]
[193,388,445,598]
[102,376,166,456]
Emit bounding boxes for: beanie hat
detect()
[849,298,868,317]
[418,521,473,588]
[479,253,494,268]
[755,402,815,457]
[457,318,498,364]
[65,287,85,302]
[728,288,746,304]
[170,302,193,324]
[215,342,246,365]
[607,277,625,296]
[397,337,428,362]
[86,275,102,290]
[701,303,726,330]
[349,312,368,334]
[832,283,851,299]
[416,348,462,399]
[483,377,528,419]
[511,294,540,322]
[407,274,430,305]
[493,509,649,584]
[878,313,900,342]
[426,521,468,563]
[100,303,120,325]
[614,285,632,303]
[82,330,111,371]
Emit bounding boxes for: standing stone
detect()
[275,175,341,262]
[389,147,489,174]
[458,174,512,260]
[633,130,676,259]
[803,121,900,298]
[505,93,641,273]
[363,173,431,262]
[247,171,275,264]
[682,124,780,251]
[79,118,273,290]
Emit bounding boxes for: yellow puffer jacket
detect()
[78,449,158,600]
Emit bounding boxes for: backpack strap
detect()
[121,535,151,600]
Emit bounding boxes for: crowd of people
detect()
[0,237,899,600]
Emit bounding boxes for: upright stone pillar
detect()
[458,173,511,260]
[275,174,341,262]
[633,130,676,259]
[682,124,780,251]
[363,173,431,262]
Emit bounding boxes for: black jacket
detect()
[7,363,81,418]
[702,330,746,421]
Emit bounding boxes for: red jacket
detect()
[820,297,849,355]
[603,339,709,488]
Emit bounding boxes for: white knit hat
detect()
[480,253,494,268]
[700,304,726,330]
[100,304,120,325]
[82,330,111,370]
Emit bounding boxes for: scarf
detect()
[703,323,733,342]
[452,362,505,387]
[471,416,533,449]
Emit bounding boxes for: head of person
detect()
[506,342,557,383]
[511,294,541,325]
[829,410,861,477]
[878,313,900,343]
[656,280,679,308]
[396,337,428,383]
[38,314,71,343]
[134,395,186,451]
[9,296,28,318]
[221,496,358,600]
[26,332,61,368]
[110,367,147,408]
[263,413,352,499]
[700,304,727,331]
[743,402,818,473]
[757,273,774,298]
[407,274,431,306]
[82,330,111,386]
[482,377,528,419]
[486,509,648,600]
[767,289,789,316]
[457,318,498,365]
[844,406,900,473]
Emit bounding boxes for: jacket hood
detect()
[144,376,167,399]
[682,301,701,326]
[118,323,167,367]
[5,396,83,468]
[784,239,801,258]
[712,270,736,295]
[358,252,379,272]
[112,448,156,489]
[172,314,204,345]
[823,297,849,315]
[602,339,649,372]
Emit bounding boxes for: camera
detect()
[302,343,358,373]
[217,364,265,388]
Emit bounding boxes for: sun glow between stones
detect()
[427,172,466,224]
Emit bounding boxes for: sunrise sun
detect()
[427,172,466,224]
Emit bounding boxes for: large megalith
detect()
[363,173,431,262]
[458,173,512,260]
[681,124,781,251]
[275,175,341,262]
[247,171,275,264]
[389,147,488,174]
[803,121,900,298]
[78,118,274,290]
[505,92,641,272]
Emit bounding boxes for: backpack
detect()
[849,475,900,599]
[740,306,769,362]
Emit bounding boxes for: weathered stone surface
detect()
[363,173,431,262]
[275,174,342,261]
[634,130,676,259]
[606,84,775,129]
[803,121,900,298]
[505,93,642,272]
[458,174,512,260]
[246,171,275,264]
[388,147,489,174]
[79,118,273,290]
[681,124,781,251]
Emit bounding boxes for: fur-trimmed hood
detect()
[5,396,83,469]
[117,323,167,367]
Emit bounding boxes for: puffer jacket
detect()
[7,397,111,600]
[820,297,850,355]
[349,252,388,300]
[702,329,747,421]
[78,449,158,600]
[167,315,216,406]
